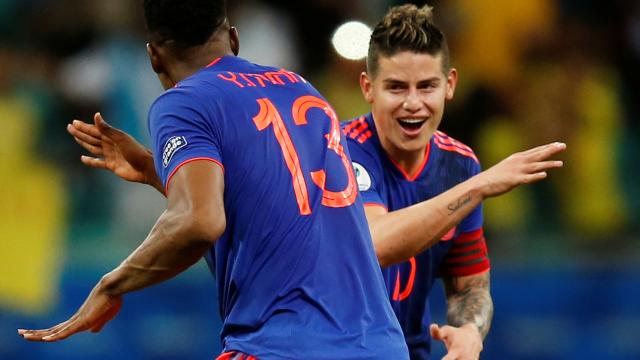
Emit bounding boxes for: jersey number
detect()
[253,96,357,215]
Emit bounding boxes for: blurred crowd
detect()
[0,0,640,359]
[1,0,639,357]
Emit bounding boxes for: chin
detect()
[396,137,430,153]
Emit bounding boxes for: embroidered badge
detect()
[163,136,188,168]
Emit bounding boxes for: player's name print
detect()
[217,68,307,89]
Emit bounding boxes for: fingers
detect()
[525,142,567,162]
[73,136,103,156]
[430,324,444,340]
[67,123,102,147]
[18,318,77,342]
[95,112,122,139]
[523,172,548,184]
[80,155,108,169]
[527,160,563,173]
[68,119,102,139]
[41,319,87,342]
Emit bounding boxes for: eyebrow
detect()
[382,76,442,86]
[382,79,407,86]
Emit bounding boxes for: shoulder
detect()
[430,131,481,179]
[150,83,214,114]
[432,131,480,165]
[148,85,220,136]
[342,115,374,145]
[343,117,380,163]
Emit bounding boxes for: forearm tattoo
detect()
[446,272,493,339]
[447,193,472,215]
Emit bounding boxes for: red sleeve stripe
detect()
[454,228,484,242]
[435,131,474,153]
[363,202,389,212]
[449,239,482,251]
[357,130,373,143]
[434,138,479,163]
[446,248,482,259]
[441,258,491,277]
[348,120,370,139]
[446,242,487,261]
[165,157,224,194]
[342,116,366,135]
[445,257,487,267]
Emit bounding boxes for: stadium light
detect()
[331,21,372,61]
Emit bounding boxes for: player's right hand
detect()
[67,112,160,188]
[475,142,566,198]
[18,279,122,342]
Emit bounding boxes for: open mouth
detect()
[397,118,427,132]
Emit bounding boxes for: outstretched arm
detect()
[19,160,224,341]
[430,271,493,360]
[368,142,566,267]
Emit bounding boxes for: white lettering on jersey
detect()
[163,136,188,168]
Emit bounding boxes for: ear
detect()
[445,68,458,100]
[359,72,374,104]
[229,26,240,56]
[146,43,164,74]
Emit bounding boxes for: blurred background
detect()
[1,0,639,359]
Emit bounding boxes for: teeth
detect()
[398,118,426,124]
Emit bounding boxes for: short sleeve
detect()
[346,139,387,210]
[441,158,490,277]
[457,158,483,233]
[148,88,224,192]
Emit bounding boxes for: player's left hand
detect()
[18,280,122,342]
[430,323,483,360]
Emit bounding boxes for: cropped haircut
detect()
[143,0,227,49]
[367,4,450,77]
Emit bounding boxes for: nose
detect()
[402,91,421,112]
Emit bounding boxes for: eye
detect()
[385,83,406,92]
[419,82,437,90]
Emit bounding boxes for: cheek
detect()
[424,93,446,113]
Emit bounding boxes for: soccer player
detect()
[18,1,411,359]
[62,4,565,360]
[346,5,564,359]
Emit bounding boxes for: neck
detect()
[172,49,234,83]
[381,139,428,179]
[164,26,235,85]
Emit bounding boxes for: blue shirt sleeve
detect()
[148,88,223,191]
[347,139,387,210]
[457,158,484,233]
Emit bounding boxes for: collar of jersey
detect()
[366,112,433,182]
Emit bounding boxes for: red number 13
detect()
[252,96,357,215]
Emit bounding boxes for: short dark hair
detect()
[143,0,227,49]
[367,4,449,76]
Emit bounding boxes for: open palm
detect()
[68,113,158,186]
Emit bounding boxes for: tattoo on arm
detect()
[447,193,472,215]
[444,272,494,339]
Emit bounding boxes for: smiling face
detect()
[360,51,457,157]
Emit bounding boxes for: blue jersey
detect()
[343,114,490,360]
[148,56,408,359]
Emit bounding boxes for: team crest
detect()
[352,162,371,191]
[163,136,188,168]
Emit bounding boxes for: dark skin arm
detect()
[18,161,224,341]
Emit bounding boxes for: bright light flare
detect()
[331,21,372,61]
